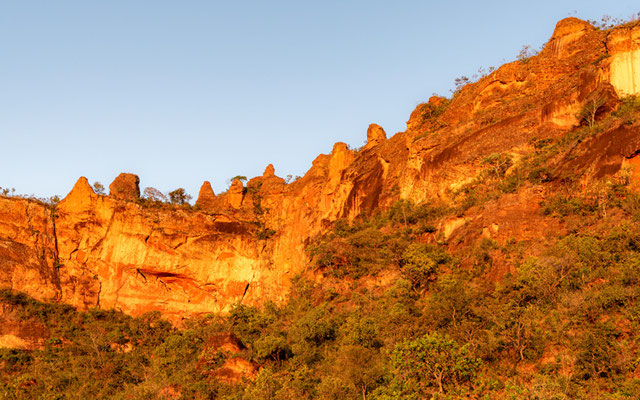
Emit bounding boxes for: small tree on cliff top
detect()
[168,188,192,205]
[92,181,105,195]
[143,187,167,202]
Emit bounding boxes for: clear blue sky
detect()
[1,1,638,199]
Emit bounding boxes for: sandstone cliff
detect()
[2,18,640,320]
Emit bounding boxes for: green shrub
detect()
[391,332,481,395]
[253,334,291,362]
[168,188,192,205]
[575,323,622,379]
[400,243,450,289]
[481,153,513,179]
[541,195,598,217]
[528,166,553,183]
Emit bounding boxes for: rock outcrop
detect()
[2,18,640,321]
[109,173,140,201]
[195,181,217,211]
[227,179,245,209]
[365,124,387,149]
[607,22,640,96]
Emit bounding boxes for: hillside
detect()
[2,16,640,399]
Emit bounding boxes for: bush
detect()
[613,95,640,125]
[400,243,450,289]
[481,153,513,179]
[575,323,622,379]
[92,181,105,195]
[253,334,291,362]
[541,195,598,217]
[418,98,450,122]
[391,332,481,395]
[577,94,607,128]
[528,166,553,183]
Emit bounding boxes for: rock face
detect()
[227,179,245,209]
[195,181,216,210]
[2,18,640,320]
[366,124,387,148]
[0,198,58,302]
[607,22,640,96]
[109,173,140,201]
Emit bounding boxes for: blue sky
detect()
[1,1,639,199]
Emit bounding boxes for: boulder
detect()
[366,124,387,148]
[227,179,245,208]
[551,17,593,40]
[263,164,275,177]
[428,95,447,107]
[109,173,140,201]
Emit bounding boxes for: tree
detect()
[517,44,538,63]
[168,188,192,205]
[253,334,291,363]
[400,243,450,290]
[489,303,545,373]
[335,345,385,400]
[578,93,607,128]
[228,175,247,185]
[0,187,15,196]
[48,195,61,206]
[143,187,166,202]
[452,76,470,94]
[575,322,622,379]
[482,153,513,179]
[92,181,105,195]
[391,332,480,395]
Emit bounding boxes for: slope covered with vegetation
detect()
[4,105,640,398]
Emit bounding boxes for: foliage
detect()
[575,322,623,380]
[418,98,451,125]
[482,153,513,179]
[92,181,105,195]
[541,194,598,217]
[168,188,192,205]
[246,181,277,240]
[391,332,481,395]
[577,93,607,128]
[0,187,16,196]
[587,13,640,30]
[516,45,539,63]
[229,175,248,183]
[453,75,471,94]
[400,243,450,289]
[142,186,167,202]
[4,210,640,398]
[613,95,640,125]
